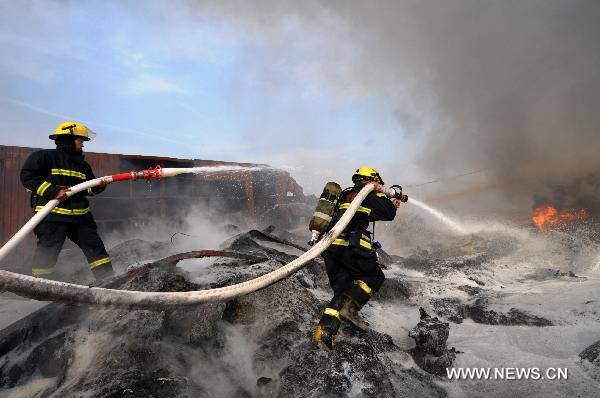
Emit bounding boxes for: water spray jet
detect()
[407,197,467,234]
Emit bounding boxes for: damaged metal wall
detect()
[0,145,304,270]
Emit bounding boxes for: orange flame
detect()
[532,205,589,231]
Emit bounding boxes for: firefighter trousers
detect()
[31,220,114,281]
[317,245,385,331]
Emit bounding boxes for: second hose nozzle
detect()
[381,185,408,202]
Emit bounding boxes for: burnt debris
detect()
[408,308,457,376]
[430,297,554,326]
[0,229,445,397]
[580,340,600,366]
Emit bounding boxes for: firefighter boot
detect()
[313,306,342,352]
[313,324,336,352]
[339,297,370,331]
[91,263,115,282]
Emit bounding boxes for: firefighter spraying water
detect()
[12,122,267,282]
[20,122,115,281]
[310,166,408,351]
[308,179,408,246]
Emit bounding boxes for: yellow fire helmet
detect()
[352,166,384,185]
[50,121,96,141]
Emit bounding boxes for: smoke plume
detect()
[186,0,600,208]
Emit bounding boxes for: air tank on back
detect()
[308,182,342,246]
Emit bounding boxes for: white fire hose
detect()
[0,167,374,309]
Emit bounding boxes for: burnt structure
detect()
[0,145,305,271]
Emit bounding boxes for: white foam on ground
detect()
[446,321,600,397]
[365,300,420,350]
[365,216,600,396]
[3,377,57,398]
[0,295,49,329]
[594,253,600,272]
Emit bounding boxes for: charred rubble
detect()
[580,340,600,383]
[521,268,585,282]
[580,340,600,366]
[4,222,585,396]
[396,235,519,278]
[408,308,457,376]
[0,228,448,397]
[430,297,554,327]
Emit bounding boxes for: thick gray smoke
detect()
[2,1,599,211]
[534,172,600,217]
[186,0,600,209]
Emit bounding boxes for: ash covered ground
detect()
[1,209,600,397]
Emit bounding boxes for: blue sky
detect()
[0,1,421,194]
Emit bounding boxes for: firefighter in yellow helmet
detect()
[20,122,114,281]
[313,166,403,351]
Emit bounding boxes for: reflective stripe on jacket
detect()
[20,146,105,222]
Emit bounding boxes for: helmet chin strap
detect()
[55,136,78,154]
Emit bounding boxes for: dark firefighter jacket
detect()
[20,143,105,223]
[330,182,397,251]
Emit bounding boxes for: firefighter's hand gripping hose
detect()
[0,167,374,310]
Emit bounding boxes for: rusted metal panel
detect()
[0,146,37,270]
[275,172,288,205]
[85,152,121,178]
[244,172,256,219]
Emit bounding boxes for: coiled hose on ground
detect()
[0,168,374,310]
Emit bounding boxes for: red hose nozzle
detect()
[141,165,163,180]
[111,165,163,182]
